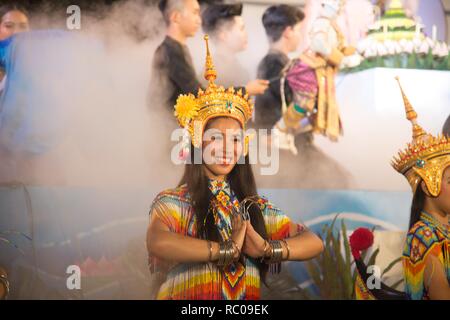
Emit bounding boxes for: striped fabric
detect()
[148,179,304,300]
[403,211,450,300]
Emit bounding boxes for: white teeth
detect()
[214,156,232,164]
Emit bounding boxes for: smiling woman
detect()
[145,35,324,300]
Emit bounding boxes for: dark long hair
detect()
[178,145,270,283]
[409,186,426,229]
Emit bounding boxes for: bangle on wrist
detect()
[207,240,213,262]
[226,240,235,265]
[260,239,272,263]
[261,239,269,257]
[266,240,283,264]
[281,239,290,261]
[230,239,241,260]
[217,239,236,267]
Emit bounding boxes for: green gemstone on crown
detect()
[416,159,426,168]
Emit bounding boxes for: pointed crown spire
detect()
[394,76,426,142]
[203,35,217,85]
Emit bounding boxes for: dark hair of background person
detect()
[262,4,304,43]
[201,3,242,35]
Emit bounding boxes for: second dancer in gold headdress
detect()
[391,77,450,300]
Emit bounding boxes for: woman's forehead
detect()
[445,166,450,177]
[206,116,242,130]
[205,127,242,135]
[2,11,28,23]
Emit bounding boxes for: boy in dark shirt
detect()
[148,0,202,182]
[254,5,304,130]
[151,0,202,112]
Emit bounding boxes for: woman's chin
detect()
[209,163,235,177]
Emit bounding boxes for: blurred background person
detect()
[253,5,304,131]
[150,0,202,117]
[201,2,269,93]
[252,4,352,190]
[0,4,29,40]
[0,4,29,94]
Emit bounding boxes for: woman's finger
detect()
[245,221,258,237]
[236,214,242,226]
[232,215,238,229]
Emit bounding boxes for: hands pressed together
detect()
[230,213,266,259]
[148,209,323,265]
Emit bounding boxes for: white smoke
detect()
[0,1,184,188]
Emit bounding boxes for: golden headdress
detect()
[391,77,450,197]
[174,35,253,155]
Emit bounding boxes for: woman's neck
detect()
[423,203,449,227]
[203,167,226,182]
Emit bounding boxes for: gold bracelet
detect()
[260,239,270,262]
[207,240,212,262]
[217,240,235,267]
[281,239,290,261]
[225,240,235,266]
[268,240,283,264]
[230,239,241,260]
[263,240,271,256]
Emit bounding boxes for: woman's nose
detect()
[222,138,233,154]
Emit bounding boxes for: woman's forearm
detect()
[283,231,324,261]
[147,225,220,263]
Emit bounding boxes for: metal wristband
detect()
[268,240,283,264]
[225,240,236,266]
[281,239,290,261]
[218,242,226,266]
[207,240,213,262]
